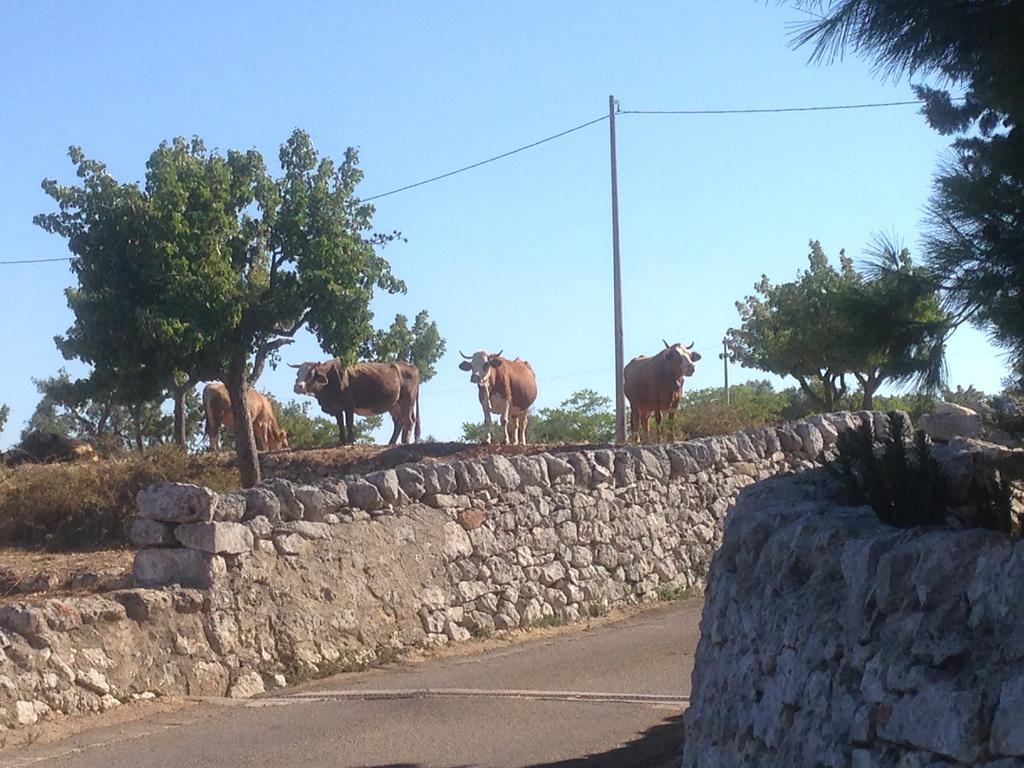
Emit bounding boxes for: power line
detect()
[0,256,75,265]
[619,99,927,116]
[2,96,950,266]
[362,114,609,202]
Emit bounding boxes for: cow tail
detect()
[414,386,422,443]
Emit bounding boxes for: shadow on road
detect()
[356,712,684,768]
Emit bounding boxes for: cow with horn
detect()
[290,360,420,445]
[459,349,538,445]
[623,340,701,442]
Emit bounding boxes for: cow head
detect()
[459,350,503,388]
[268,426,289,451]
[289,361,331,396]
[661,340,701,381]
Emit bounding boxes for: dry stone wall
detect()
[681,463,1024,767]
[0,413,879,737]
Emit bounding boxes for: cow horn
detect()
[459,350,473,360]
[494,349,503,358]
[686,341,695,350]
[663,339,671,349]
[287,363,302,369]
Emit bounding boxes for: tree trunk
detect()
[171,385,188,446]
[858,370,880,410]
[227,358,260,488]
[132,404,145,452]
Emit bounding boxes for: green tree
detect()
[728,240,950,412]
[38,130,403,486]
[269,400,382,449]
[0,404,8,436]
[788,1,1024,380]
[23,371,203,451]
[367,310,446,382]
[681,380,790,426]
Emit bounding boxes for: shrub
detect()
[828,412,1014,532]
[0,445,239,550]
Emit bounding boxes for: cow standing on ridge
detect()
[202,383,289,452]
[459,350,538,445]
[623,341,701,442]
[290,360,420,445]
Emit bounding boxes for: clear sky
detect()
[0,1,1009,448]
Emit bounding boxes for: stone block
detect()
[367,470,401,504]
[136,482,218,523]
[482,454,521,490]
[175,522,253,554]
[132,548,224,588]
[130,519,178,548]
[347,480,383,511]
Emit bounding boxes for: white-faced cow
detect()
[623,341,701,442]
[290,360,420,445]
[202,383,289,452]
[459,350,538,445]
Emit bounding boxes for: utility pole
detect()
[609,95,625,443]
[721,338,730,406]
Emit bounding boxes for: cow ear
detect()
[488,358,503,368]
[459,361,472,371]
[691,352,702,362]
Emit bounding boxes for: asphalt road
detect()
[2,599,702,768]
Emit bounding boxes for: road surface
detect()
[2,599,702,768]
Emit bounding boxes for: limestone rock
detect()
[136,483,218,523]
[175,522,253,554]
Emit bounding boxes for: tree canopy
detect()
[366,310,446,382]
[727,240,950,411]
[0,404,8,436]
[37,130,403,485]
[23,371,203,452]
[788,0,1024,380]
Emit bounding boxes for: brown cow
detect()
[290,360,420,445]
[623,341,701,442]
[458,350,538,445]
[202,383,289,452]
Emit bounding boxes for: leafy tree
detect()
[681,380,791,427]
[788,1,1024,380]
[366,310,446,382]
[262,400,382,449]
[38,130,403,486]
[531,389,616,444]
[22,371,203,451]
[461,389,615,444]
[728,240,950,412]
[0,404,8,435]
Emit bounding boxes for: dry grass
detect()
[0,445,239,551]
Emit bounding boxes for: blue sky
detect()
[0,2,1008,447]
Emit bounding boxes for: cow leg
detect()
[336,415,346,444]
[482,409,493,445]
[501,404,513,445]
[518,412,529,445]
[387,413,402,445]
[345,410,356,445]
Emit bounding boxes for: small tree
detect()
[0,404,8,436]
[24,371,202,451]
[728,240,951,412]
[38,130,403,486]
[366,310,446,382]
